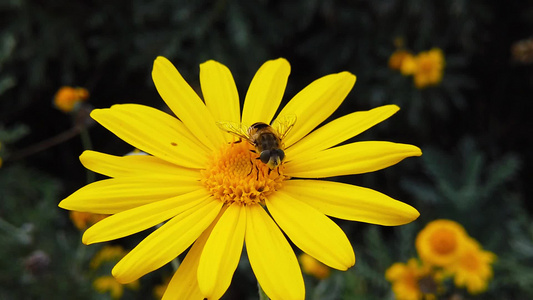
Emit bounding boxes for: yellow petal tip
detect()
[413,146,423,156]
[111,267,129,284]
[81,231,94,245]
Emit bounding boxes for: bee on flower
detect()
[60,56,422,300]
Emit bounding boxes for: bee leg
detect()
[247,160,254,176]
[256,165,260,180]
[276,167,281,176]
[268,168,272,175]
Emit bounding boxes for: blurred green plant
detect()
[401,137,521,215]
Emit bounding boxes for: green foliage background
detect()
[1,0,532,299]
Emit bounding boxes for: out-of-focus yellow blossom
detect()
[448,238,496,294]
[154,276,171,299]
[69,211,108,231]
[411,48,445,89]
[416,219,468,267]
[299,253,331,279]
[389,50,413,71]
[390,48,445,88]
[90,245,128,270]
[93,275,140,299]
[400,54,418,76]
[91,246,140,299]
[54,86,89,113]
[385,258,437,300]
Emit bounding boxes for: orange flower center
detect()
[459,250,480,271]
[429,228,457,255]
[418,58,436,74]
[201,141,287,205]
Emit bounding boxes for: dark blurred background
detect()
[1,0,532,299]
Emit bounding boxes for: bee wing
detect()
[216,121,253,143]
[272,114,297,140]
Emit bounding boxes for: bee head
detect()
[260,149,285,169]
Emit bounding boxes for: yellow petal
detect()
[282,180,420,225]
[285,105,399,158]
[275,72,356,147]
[266,191,355,270]
[162,207,225,300]
[285,141,422,178]
[79,150,200,179]
[59,177,201,214]
[200,60,240,124]
[108,103,211,152]
[198,204,246,299]
[242,58,290,125]
[152,56,226,150]
[112,198,223,283]
[90,104,208,169]
[82,189,211,245]
[245,205,304,300]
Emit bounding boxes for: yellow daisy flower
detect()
[385,258,437,300]
[416,219,469,267]
[59,56,421,300]
[412,48,445,89]
[448,238,496,294]
[54,86,89,113]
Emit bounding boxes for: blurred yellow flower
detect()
[448,238,496,294]
[385,258,437,300]
[54,86,89,113]
[90,245,127,270]
[411,48,445,89]
[69,211,108,231]
[416,219,468,267]
[389,50,413,71]
[153,276,171,299]
[60,56,421,300]
[299,253,331,279]
[400,54,418,76]
[91,246,140,299]
[93,275,139,299]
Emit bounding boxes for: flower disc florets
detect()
[201,141,287,205]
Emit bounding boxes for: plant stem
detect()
[258,281,269,300]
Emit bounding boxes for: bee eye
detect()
[260,150,271,164]
[277,149,285,162]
